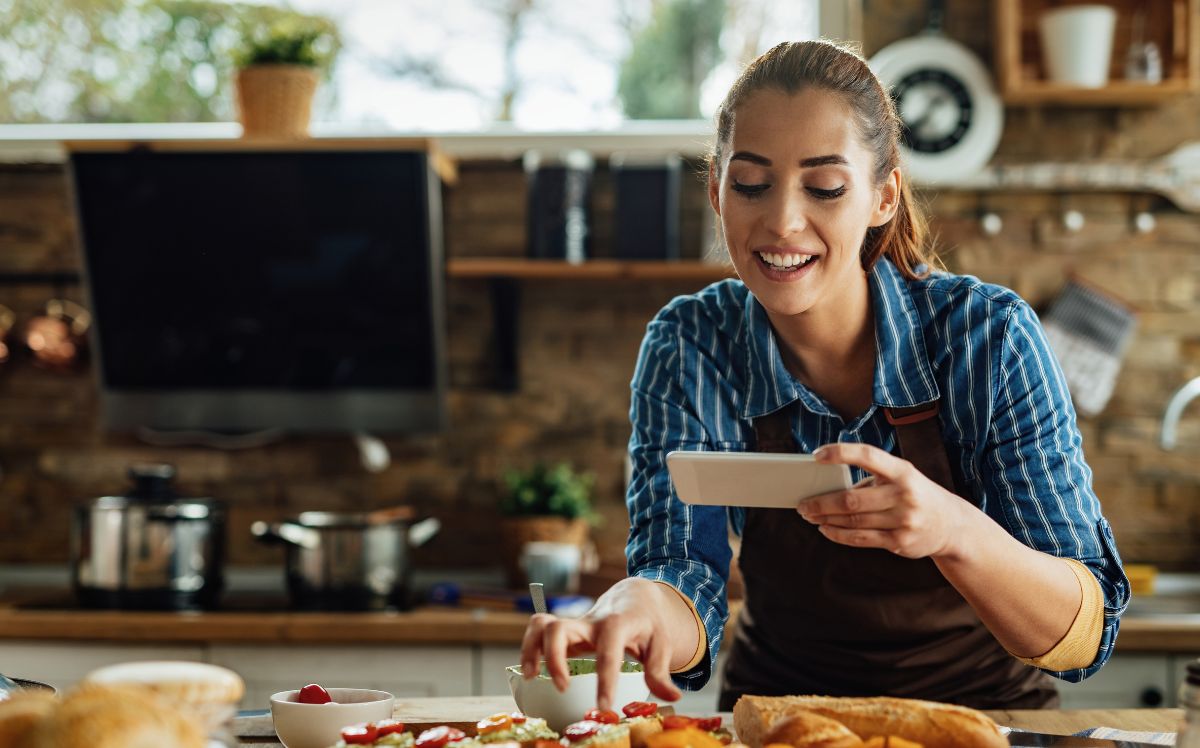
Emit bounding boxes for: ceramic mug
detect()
[520,541,581,595]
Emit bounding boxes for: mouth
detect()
[754,250,819,276]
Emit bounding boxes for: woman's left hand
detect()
[798,443,973,560]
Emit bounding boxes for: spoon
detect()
[529,582,547,615]
[0,670,20,701]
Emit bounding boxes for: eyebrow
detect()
[729,151,849,168]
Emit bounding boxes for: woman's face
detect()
[709,87,900,318]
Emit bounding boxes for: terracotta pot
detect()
[499,516,589,589]
[235,64,319,139]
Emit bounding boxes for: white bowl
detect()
[507,659,649,732]
[270,688,395,748]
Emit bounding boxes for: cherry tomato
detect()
[622,702,658,719]
[564,720,603,742]
[342,723,380,745]
[584,709,620,725]
[662,715,696,731]
[478,713,514,734]
[377,719,407,737]
[417,726,467,748]
[297,683,332,704]
[510,712,528,724]
[695,717,722,731]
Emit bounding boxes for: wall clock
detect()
[870,31,1003,184]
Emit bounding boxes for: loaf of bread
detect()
[733,695,1007,748]
[0,684,204,748]
[762,712,863,748]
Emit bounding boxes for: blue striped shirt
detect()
[625,256,1130,691]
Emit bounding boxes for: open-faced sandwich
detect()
[559,718,632,748]
[330,715,561,748]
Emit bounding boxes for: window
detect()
[2,0,854,128]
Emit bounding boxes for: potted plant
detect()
[234,21,338,138]
[498,463,596,588]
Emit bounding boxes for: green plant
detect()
[236,19,339,68]
[500,463,597,521]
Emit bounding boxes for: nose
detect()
[762,188,808,239]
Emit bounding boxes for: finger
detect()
[814,442,911,481]
[816,524,900,552]
[811,507,907,531]
[543,619,585,691]
[798,485,894,518]
[592,618,629,712]
[520,613,554,678]
[641,631,682,702]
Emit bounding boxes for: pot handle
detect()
[408,517,441,548]
[250,521,321,551]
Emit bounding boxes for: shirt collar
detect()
[739,257,939,420]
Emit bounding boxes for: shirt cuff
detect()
[1015,558,1104,671]
[652,581,707,673]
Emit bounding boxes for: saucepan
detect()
[251,507,440,611]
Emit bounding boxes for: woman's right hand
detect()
[519,577,690,710]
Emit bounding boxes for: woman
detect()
[520,40,1128,712]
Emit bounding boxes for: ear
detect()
[707,160,722,217]
[869,167,902,228]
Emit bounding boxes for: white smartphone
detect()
[665,450,852,508]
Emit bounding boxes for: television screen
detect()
[69,144,445,433]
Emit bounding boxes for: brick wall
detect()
[1,0,1199,571]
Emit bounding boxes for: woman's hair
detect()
[709,39,940,280]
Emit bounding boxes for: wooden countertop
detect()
[235,696,1185,746]
[0,598,1197,650]
[0,604,533,645]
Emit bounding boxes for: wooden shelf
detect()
[995,0,1199,106]
[445,258,736,281]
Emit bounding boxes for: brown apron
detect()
[718,400,1058,710]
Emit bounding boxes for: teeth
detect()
[758,252,815,268]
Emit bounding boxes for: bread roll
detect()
[733,695,1006,748]
[0,690,57,748]
[763,712,864,748]
[29,684,205,748]
[82,659,244,735]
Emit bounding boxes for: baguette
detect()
[733,695,1006,748]
[763,713,863,748]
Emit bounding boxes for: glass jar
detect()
[1178,659,1200,748]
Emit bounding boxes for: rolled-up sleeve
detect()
[979,299,1130,681]
[626,314,732,691]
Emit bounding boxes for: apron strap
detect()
[884,401,961,495]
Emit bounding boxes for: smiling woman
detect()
[518,39,1130,715]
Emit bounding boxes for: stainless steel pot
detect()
[72,463,226,610]
[251,510,440,611]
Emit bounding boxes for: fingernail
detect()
[813,447,828,461]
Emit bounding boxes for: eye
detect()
[808,186,847,200]
[731,181,769,198]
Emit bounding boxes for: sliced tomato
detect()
[621,701,658,718]
[510,712,528,724]
[661,715,696,731]
[563,720,603,742]
[416,726,467,748]
[584,708,620,725]
[376,719,406,737]
[694,716,722,731]
[342,723,380,745]
[297,683,332,704]
[478,712,514,734]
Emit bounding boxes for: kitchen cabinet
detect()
[0,640,205,693]
[1056,653,1175,708]
[209,644,474,708]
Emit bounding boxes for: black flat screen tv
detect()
[68,142,446,433]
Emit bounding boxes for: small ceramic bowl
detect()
[507,658,649,732]
[270,687,395,748]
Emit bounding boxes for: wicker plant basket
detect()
[499,515,590,589]
[235,64,319,138]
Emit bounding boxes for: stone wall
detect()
[1,0,1199,572]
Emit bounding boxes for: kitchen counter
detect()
[0,597,1196,650]
[234,696,1185,746]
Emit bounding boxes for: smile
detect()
[755,251,818,271]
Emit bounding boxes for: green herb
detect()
[500,462,597,522]
[236,19,339,68]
